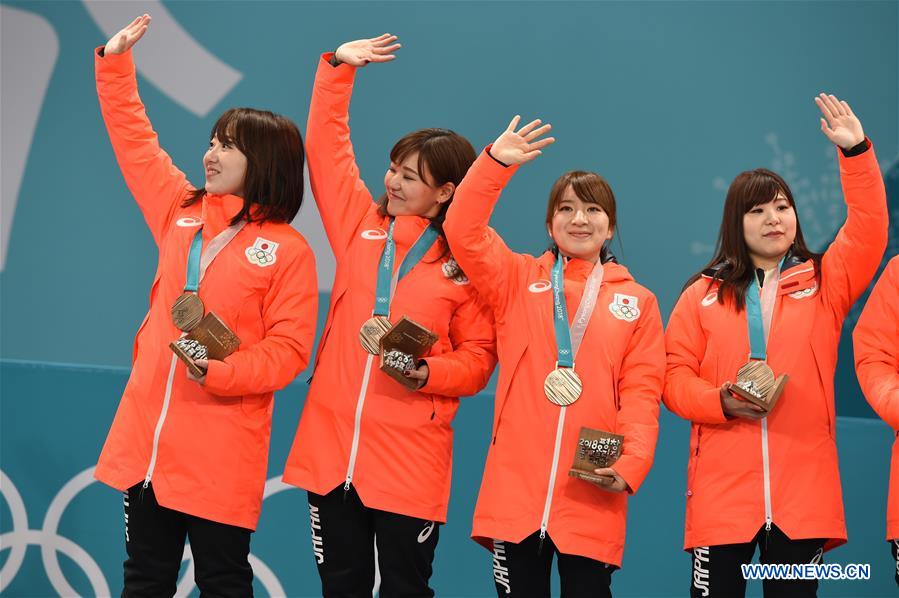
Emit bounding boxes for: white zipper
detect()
[344,353,375,491]
[143,353,179,488]
[539,406,567,539]
[761,416,773,531]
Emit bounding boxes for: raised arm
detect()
[96,14,191,246]
[305,34,401,260]
[443,116,555,312]
[814,93,888,317]
[854,257,899,430]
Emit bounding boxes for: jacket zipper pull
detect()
[538,528,547,555]
[142,476,150,490]
[492,435,497,445]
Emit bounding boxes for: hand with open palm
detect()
[104,14,151,56]
[489,115,555,166]
[815,93,865,149]
[335,33,402,67]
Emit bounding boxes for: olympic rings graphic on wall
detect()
[0,468,293,597]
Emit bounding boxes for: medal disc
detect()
[359,316,393,354]
[544,367,583,406]
[734,360,776,400]
[171,292,204,331]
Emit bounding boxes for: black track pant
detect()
[891,539,899,586]
[689,523,825,597]
[490,531,614,597]
[121,482,253,598]
[307,484,440,598]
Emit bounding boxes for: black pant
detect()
[891,539,899,586]
[122,482,253,597]
[689,523,825,597]
[307,484,440,598]
[491,531,614,597]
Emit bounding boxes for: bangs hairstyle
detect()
[376,128,477,235]
[545,171,618,260]
[184,107,305,225]
[686,168,821,310]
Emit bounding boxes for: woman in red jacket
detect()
[444,117,666,597]
[854,255,899,587]
[94,15,317,597]
[281,34,497,597]
[664,94,887,597]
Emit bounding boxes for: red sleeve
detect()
[305,53,376,260]
[95,48,191,245]
[663,285,729,425]
[613,293,666,494]
[204,241,318,396]
[420,290,498,397]
[821,141,888,318]
[854,256,899,430]
[443,149,523,316]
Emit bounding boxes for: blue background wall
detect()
[1,1,897,596]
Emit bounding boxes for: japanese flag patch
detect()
[246,237,279,267]
[609,293,640,322]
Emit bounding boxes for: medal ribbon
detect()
[372,219,440,317]
[550,253,605,368]
[183,222,247,292]
[745,258,783,359]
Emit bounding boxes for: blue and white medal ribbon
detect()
[359,219,440,354]
[544,253,605,406]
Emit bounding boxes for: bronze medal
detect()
[359,316,393,354]
[544,367,583,406]
[730,360,789,411]
[734,360,775,400]
[171,292,204,331]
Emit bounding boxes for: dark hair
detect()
[686,168,822,310]
[375,128,477,270]
[184,107,305,225]
[545,170,618,262]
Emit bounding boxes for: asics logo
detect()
[176,217,203,228]
[361,229,388,240]
[417,521,435,544]
[528,280,552,293]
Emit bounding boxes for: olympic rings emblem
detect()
[0,468,291,597]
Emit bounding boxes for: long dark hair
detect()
[545,170,618,263]
[686,168,822,310]
[184,108,305,225]
[376,128,476,269]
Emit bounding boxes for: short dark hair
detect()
[184,107,305,225]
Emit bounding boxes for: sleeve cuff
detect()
[318,52,356,84]
[95,46,134,75]
[838,137,877,173]
[702,386,729,424]
[839,137,870,158]
[613,455,647,494]
[203,358,235,396]
[419,356,452,395]
[475,146,520,182]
